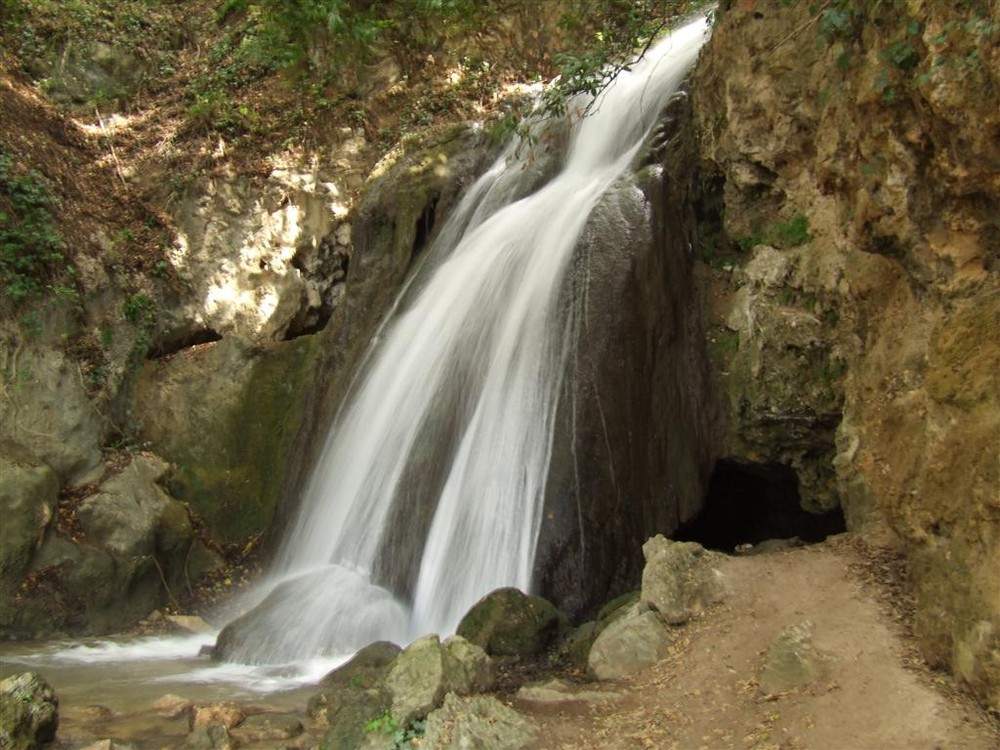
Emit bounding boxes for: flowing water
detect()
[1,14,709,713]
[220,15,712,665]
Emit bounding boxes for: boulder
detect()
[760,621,830,694]
[0,672,59,750]
[319,641,401,691]
[587,601,673,681]
[384,634,493,725]
[422,693,537,750]
[456,587,567,658]
[640,536,726,625]
[318,687,391,750]
[309,641,401,727]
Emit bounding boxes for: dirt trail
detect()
[519,535,999,750]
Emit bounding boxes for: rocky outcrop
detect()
[693,0,1000,708]
[0,672,58,750]
[2,454,220,637]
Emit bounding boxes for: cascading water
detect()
[220,16,710,666]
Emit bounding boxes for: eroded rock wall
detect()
[693,0,999,708]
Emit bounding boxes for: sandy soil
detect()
[517,534,999,750]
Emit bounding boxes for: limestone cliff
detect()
[692,0,999,709]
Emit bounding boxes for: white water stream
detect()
[0,15,710,698]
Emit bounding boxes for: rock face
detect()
[2,453,219,638]
[693,0,1000,708]
[0,449,56,587]
[456,588,567,658]
[533,92,721,620]
[0,672,59,750]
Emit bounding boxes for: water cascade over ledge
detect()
[217,17,711,666]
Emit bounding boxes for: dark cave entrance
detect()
[675,460,846,553]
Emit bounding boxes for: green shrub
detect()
[0,151,75,306]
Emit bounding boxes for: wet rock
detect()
[319,641,401,691]
[230,713,303,742]
[0,672,59,750]
[186,722,233,750]
[190,702,245,730]
[760,621,830,694]
[318,687,391,750]
[422,693,537,750]
[588,601,673,681]
[640,537,726,625]
[456,587,567,658]
[152,694,192,719]
[135,334,324,544]
[309,642,401,729]
[384,634,493,725]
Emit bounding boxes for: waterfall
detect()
[220,16,710,666]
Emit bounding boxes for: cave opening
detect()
[675,459,846,553]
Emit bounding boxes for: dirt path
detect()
[518,536,999,750]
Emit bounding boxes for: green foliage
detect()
[542,0,708,117]
[364,712,427,749]
[0,151,76,307]
[738,214,812,251]
[123,292,155,325]
[365,711,399,735]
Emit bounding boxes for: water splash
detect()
[224,16,710,665]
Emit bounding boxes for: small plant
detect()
[738,214,812,251]
[123,292,155,325]
[364,712,426,749]
[365,711,399,735]
[0,151,76,307]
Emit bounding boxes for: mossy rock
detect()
[456,588,568,658]
[321,641,402,691]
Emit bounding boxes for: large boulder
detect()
[384,635,493,725]
[587,601,673,681]
[422,693,537,750]
[640,536,726,625]
[0,672,59,750]
[456,588,567,658]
